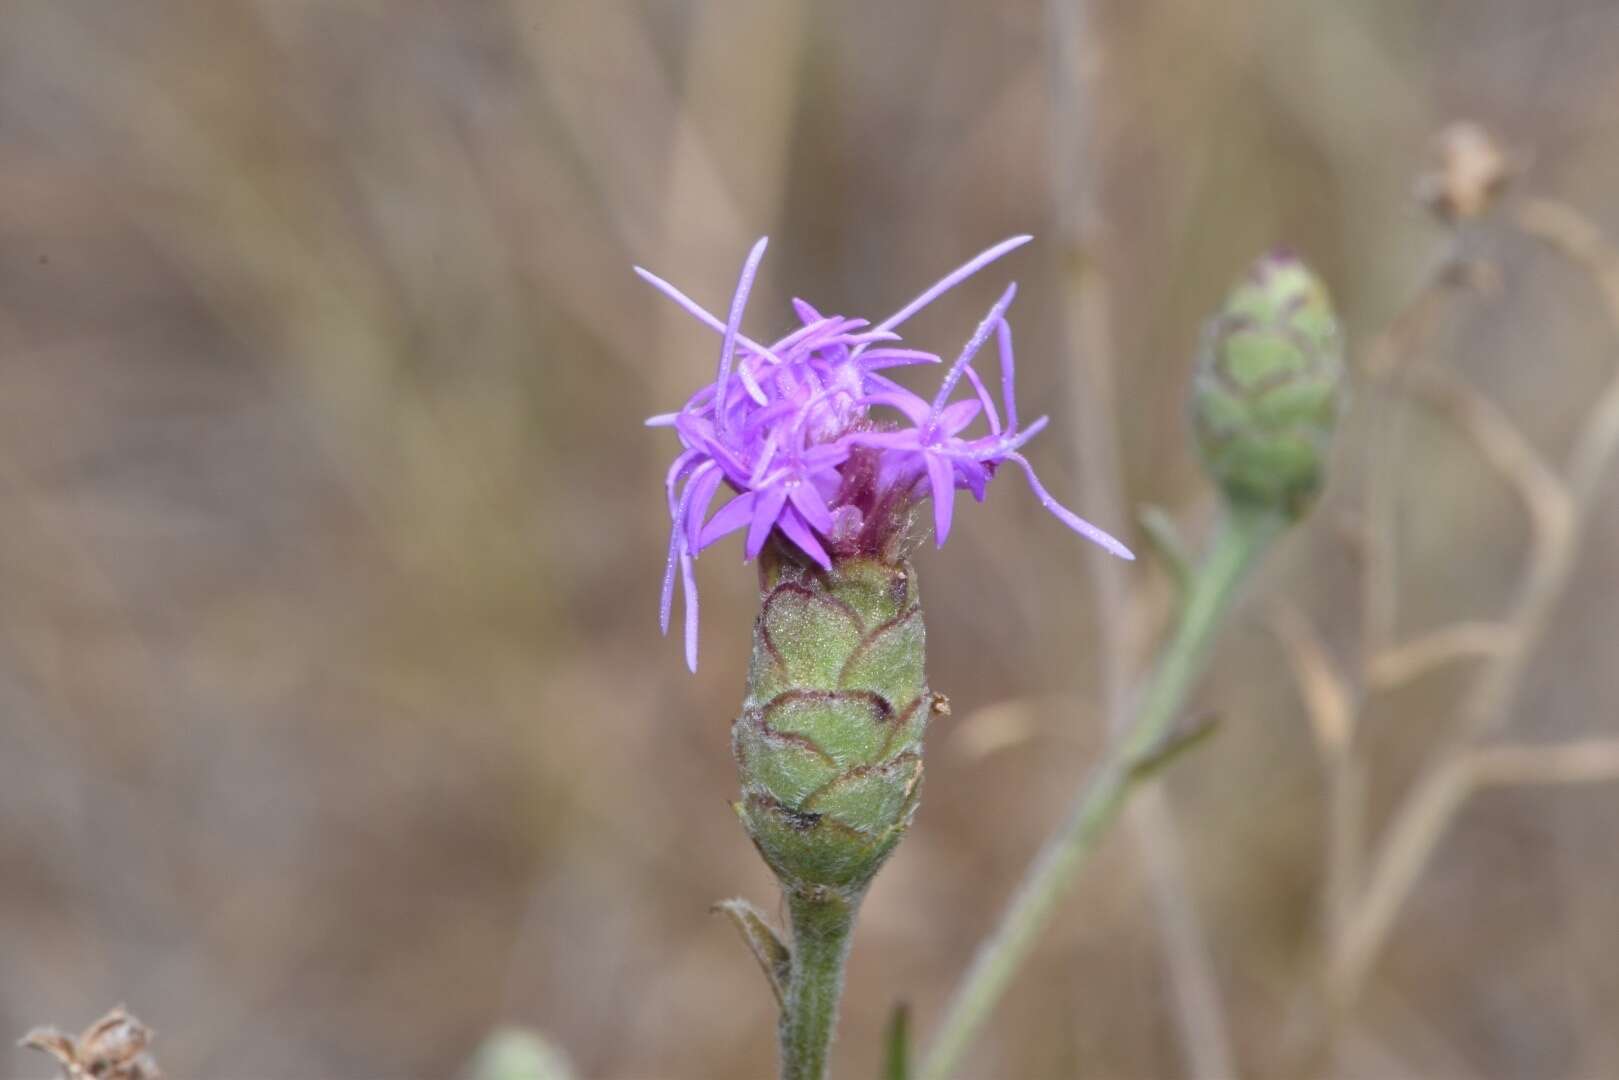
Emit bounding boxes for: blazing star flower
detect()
[643,236,1134,671]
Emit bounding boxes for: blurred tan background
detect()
[3,2,1619,1078]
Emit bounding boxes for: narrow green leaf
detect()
[712,898,792,1008]
[1137,504,1192,597]
[1128,711,1222,782]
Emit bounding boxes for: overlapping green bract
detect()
[733,544,937,897]
[1191,252,1345,518]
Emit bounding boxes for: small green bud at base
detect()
[734,541,935,898]
[469,1030,576,1080]
[1192,252,1345,518]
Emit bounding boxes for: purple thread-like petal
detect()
[749,430,782,487]
[742,398,799,436]
[681,551,700,671]
[859,348,943,370]
[995,318,1019,433]
[698,491,757,550]
[800,443,853,469]
[777,507,832,569]
[659,530,679,635]
[745,485,789,559]
[751,465,791,494]
[665,447,702,518]
[994,414,1049,454]
[705,437,754,487]
[737,361,769,405]
[871,234,1033,336]
[671,411,710,453]
[1006,451,1135,560]
[633,265,785,364]
[844,429,922,450]
[931,283,1018,420]
[661,468,702,633]
[684,462,725,554]
[861,372,910,397]
[841,330,902,346]
[957,458,991,501]
[935,398,984,436]
[962,363,1002,435]
[716,238,770,431]
[775,314,839,354]
[787,480,834,533]
[945,415,1051,462]
[862,389,933,426]
[927,453,956,546]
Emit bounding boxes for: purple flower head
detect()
[643,237,1134,671]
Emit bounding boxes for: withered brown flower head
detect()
[19,1006,161,1080]
[1416,121,1515,223]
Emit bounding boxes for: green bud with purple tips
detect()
[1192,251,1345,518]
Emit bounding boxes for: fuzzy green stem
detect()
[781,889,859,1080]
[919,505,1286,1080]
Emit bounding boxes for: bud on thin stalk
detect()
[920,248,1344,1080]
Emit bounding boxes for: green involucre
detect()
[1192,252,1345,518]
[734,544,936,898]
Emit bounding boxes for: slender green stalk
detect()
[918,505,1285,1080]
[781,889,859,1080]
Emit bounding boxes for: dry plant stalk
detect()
[1270,124,1619,1052]
[20,1007,162,1080]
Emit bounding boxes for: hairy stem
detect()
[919,505,1285,1080]
[780,889,858,1080]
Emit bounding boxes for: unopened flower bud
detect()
[1191,252,1344,518]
